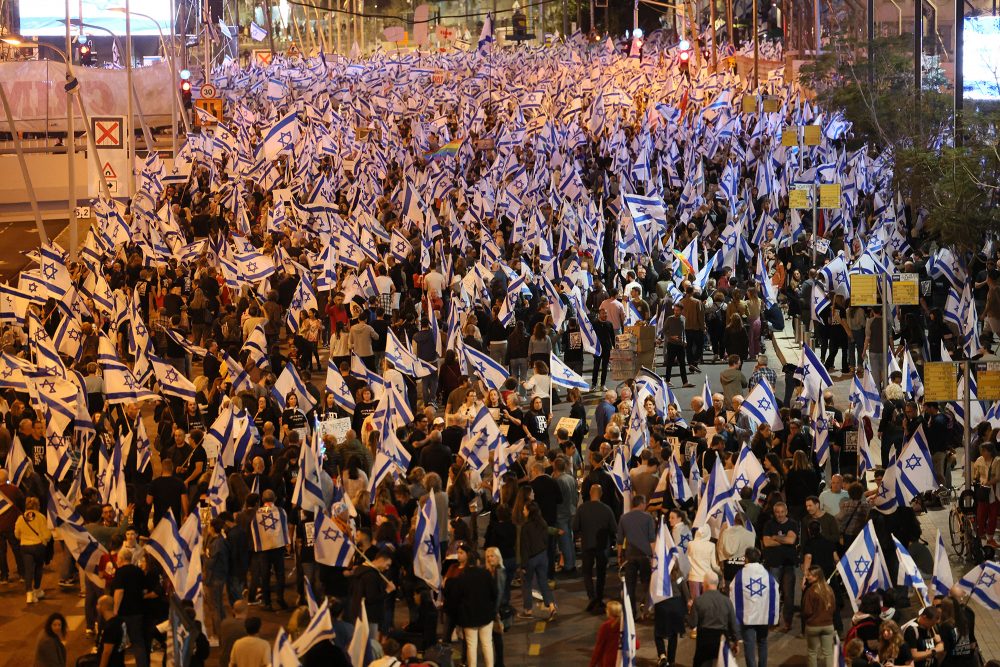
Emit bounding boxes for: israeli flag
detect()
[205,454,229,518]
[896,425,936,502]
[620,577,637,667]
[730,562,779,626]
[650,517,678,603]
[820,256,851,297]
[414,492,442,590]
[694,457,734,527]
[550,353,590,390]
[477,13,494,54]
[250,21,268,41]
[292,599,335,656]
[292,437,325,514]
[324,359,356,414]
[608,446,633,513]
[795,343,833,405]
[270,361,317,412]
[811,399,831,468]
[314,509,356,567]
[348,599,369,667]
[149,354,197,401]
[147,511,188,592]
[717,636,741,667]
[810,283,831,323]
[892,535,931,607]
[957,561,1000,610]
[463,343,510,390]
[733,444,767,500]
[902,348,924,398]
[740,378,783,431]
[857,422,876,477]
[47,488,108,587]
[836,521,892,611]
[263,111,299,161]
[702,375,713,409]
[251,505,290,552]
[932,529,954,597]
[5,435,31,486]
[273,629,299,667]
[38,243,72,299]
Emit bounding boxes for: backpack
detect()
[843,617,877,657]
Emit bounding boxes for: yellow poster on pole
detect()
[891,273,919,306]
[850,274,879,306]
[977,363,1000,400]
[762,96,779,113]
[819,183,842,209]
[923,362,958,402]
[742,95,756,114]
[781,129,798,147]
[803,125,822,146]
[788,187,811,209]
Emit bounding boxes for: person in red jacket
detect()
[590,600,624,667]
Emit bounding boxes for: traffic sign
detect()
[101,162,118,179]
[781,129,797,147]
[803,125,821,146]
[891,272,919,305]
[976,362,1000,400]
[194,98,224,126]
[252,49,273,66]
[199,83,217,98]
[92,116,124,149]
[74,206,91,219]
[850,274,879,306]
[819,183,842,209]
[788,187,811,209]
[924,362,958,402]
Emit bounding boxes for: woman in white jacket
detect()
[686,525,722,600]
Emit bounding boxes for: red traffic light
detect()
[679,50,690,62]
[80,45,90,55]
[180,80,191,92]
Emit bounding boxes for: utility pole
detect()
[913,0,922,92]
[65,0,77,258]
[954,0,963,146]
[753,0,759,88]
[867,0,874,86]
[125,0,135,197]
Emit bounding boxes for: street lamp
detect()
[108,6,190,155]
[2,36,112,257]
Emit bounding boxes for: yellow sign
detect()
[977,363,1000,400]
[924,362,958,402]
[789,187,811,209]
[193,98,224,126]
[850,274,879,306]
[762,96,779,113]
[891,273,919,306]
[742,95,756,114]
[781,129,798,147]
[819,183,842,209]
[803,125,822,146]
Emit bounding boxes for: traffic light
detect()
[79,43,94,66]
[677,39,692,77]
[629,28,643,58]
[180,79,192,109]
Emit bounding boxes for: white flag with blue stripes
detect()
[932,529,953,596]
[314,509,356,567]
[251,505,290,552]
[836,521,892,611]
[549,353,590,390]
[650,517,678,603]
[463,342,510,390]
[892,535,931,606]
[740,378,783,431]
[270,361,317,412]
[795,343,833,405]
[730,562,779,626]
[956,561,1000,610]
[897,425,936,502]
[414,492,441,590]
[733,444,767,500]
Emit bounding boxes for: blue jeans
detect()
[555,518,575,572]
[502,557,517,607]
[768,565,795,624]
[522,551,553,611]
[742,625,769,667]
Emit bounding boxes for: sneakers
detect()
[26,591,35,604]
[682,383,695,388]
[658,657,670,667]
[34,588,44,600]
[517,610,534,619]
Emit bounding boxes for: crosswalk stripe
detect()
[528,644,541,656]
[534,621,546,633]
[66,615,84,631]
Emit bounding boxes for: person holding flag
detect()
[729,548,779,667]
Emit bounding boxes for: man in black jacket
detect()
[349,549,395,637]
[444,546,499,665]
[529,462,564,580]
[572,485,618,612]
[591,308,616,390]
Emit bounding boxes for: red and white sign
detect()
[92,117,123,149]
[101,162,118,179]
[252,50,273,66]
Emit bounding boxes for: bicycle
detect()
[949,489,984,563]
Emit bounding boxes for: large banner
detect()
[0,60,173,132]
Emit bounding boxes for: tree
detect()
[799,34,1000,250]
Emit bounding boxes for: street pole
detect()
[0,83,48,245]
[170,0,178,156]
[263,0,277,54]
[125,0,135,197]
[65,0,77,259]
[752,0,759,88]
[867,0,874,86]
[881,275,889,390]
[954,0,963,146]
[963,360,971,488]
[633,0,639,35]
[811,185,817,269]
[913,0,922,91]
[726,0,733,49]
[710,0,717,70]
[203,0,212,83]
[589,0,595,33]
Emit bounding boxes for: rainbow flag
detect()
[672,249,695,278]
[425,138,463,162]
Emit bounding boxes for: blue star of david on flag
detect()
[904,454,922,471]
[853,555,871,577]
[746,577,766,598]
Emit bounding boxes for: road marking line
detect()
[528,644,541,655]
[77,598,85,608]
[534,621,546,633]
[66,614,84,631]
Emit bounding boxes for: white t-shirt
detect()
[424,270,446,296]
[375,275,395,295]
